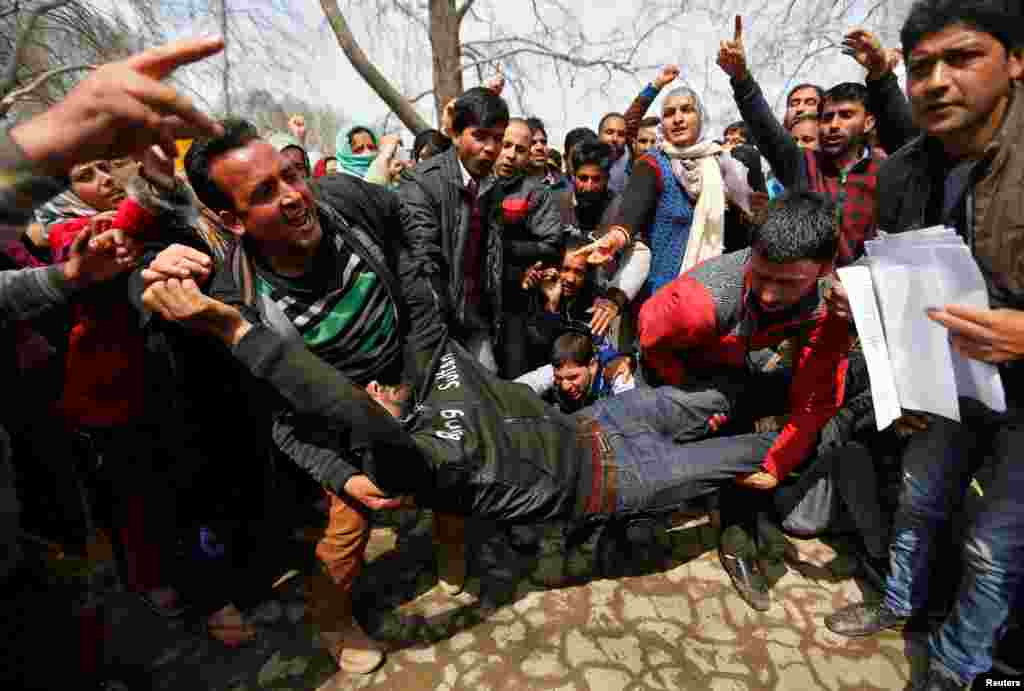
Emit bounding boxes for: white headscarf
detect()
[659,87,751,272]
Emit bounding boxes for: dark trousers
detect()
[883,399,1024,683]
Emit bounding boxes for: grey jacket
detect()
[0,131,77,323]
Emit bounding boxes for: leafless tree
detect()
[0,0,145,117]
[121,0,313,117]
[692,0,914,118]
[320,0,692,134]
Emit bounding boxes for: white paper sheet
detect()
[838,265,903,430]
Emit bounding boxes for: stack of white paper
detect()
[838,226,1006,429]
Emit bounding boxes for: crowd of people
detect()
[0,0,1022,688]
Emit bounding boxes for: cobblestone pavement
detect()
[108,509,931,691]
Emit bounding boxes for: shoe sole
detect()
[719,552,771,612]
[825,618,906,638]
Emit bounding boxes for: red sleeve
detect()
[638,274,718,386]
[47,198,158,263]
[111,197,157,236]
[48,218,91,263]
[760,311,853,479]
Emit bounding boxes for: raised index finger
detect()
[125,36,225,81]
[735,15,743,42]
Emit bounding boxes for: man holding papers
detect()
[826,2,1024,689]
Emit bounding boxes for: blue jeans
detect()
[584,386,775,514]
[883,399,1024,683]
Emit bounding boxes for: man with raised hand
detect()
[825,2,1024,689]
[718,16,914,264]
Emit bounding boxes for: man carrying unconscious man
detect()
[141,187,852,667]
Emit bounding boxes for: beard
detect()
[575,189,609,226]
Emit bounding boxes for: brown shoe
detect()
[321,621,385,675]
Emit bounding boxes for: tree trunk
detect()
[220,0,231,115]
[428,0,465,125]
[319,0,430,134]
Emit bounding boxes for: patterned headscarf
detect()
[33,189,97,241]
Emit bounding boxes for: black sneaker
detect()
[719,549,771,611]
[825,601,908,637]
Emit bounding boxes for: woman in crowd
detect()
[609,86,752,301]
[335,125,379,179]
[40,156,184,619]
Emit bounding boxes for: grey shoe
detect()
[825,601,908,637]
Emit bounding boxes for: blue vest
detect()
[644,151,694,297]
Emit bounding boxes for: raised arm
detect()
[718,15,804,189]
[842,30,918,154]
[624,65,680,142]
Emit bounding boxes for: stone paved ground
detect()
[106,508,934,691]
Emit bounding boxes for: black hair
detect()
[547,148,562,169]
[597,112,626,134]
[347,126,376,147]
[551,331,595,369]
[563,127,598,153]
[729,143,767,193]
[562,235,593,256]
[412,129,451,162]
[571,139,614,173]
[823,82,870,110]
[185,117,261,213]
[451,87,510,134]
[723,121,749,139]
[752,190,838,263]
[639,116,661,129]
[901,0,1024,56]
[525,116,547,140]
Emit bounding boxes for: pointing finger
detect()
[125,36,225,81]
[735,15,743,42]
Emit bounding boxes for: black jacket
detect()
[232,322,593,523]
[130,173,445,500]
[492,173,563,285]
[398,147,504,337]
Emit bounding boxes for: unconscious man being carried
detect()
[140,189,853,670]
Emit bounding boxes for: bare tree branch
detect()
[320,0,430,133]
[0,0,73,96]
[0,62,92,117]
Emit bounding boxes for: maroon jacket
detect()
[639,249,853,479]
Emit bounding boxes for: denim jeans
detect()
[584,386,775,514]
[882,399,1024,684]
